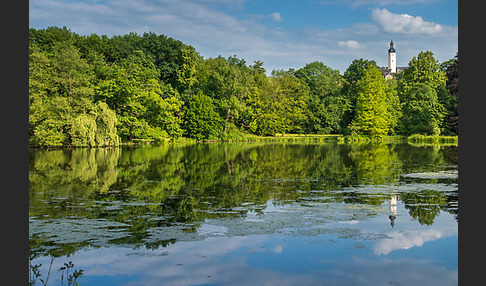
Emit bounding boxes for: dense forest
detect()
[29,26,458,147]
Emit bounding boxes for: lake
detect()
[29,142,458,285]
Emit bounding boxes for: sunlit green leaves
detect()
[349,65,394,137]
[183,92,222,141]
[29,28,458,146]
[399,82,445,135]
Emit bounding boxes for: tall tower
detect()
[388,40,396,73]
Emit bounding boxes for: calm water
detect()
[29,142,458,285]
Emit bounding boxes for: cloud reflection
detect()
[372,219,457,255]
[67,235,319,285]
[325,256,458,286]
[32,231,457,286]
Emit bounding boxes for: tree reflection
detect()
[29,142,458,257]
[29,148,121,218]
[348,143,402,185]
[401,190,449,225]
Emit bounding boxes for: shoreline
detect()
[28,134,458,149]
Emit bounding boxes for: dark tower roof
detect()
[388,40,396,53]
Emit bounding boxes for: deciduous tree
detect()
[349,65,393,137]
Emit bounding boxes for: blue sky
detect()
[29,0,458,74]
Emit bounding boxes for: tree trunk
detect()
[223,108,231,134]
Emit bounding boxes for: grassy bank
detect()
[33,133,458,148]
[407,134,458,146]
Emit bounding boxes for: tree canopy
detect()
[29,27,458,147]
[349,65,394,137]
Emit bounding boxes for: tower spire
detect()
[388,40,395,53]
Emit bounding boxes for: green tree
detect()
[397,51,448,135]
[29,41,102,147]
[194,56,253,135]
[136,32,198,92]
[399,51,446,92]
[29,26,78,54]
[384,78,402,134]
[142,79,184,139]
[103,32,140,64]
[251,60,266,75]
[183,92,222,141]
[271,70,310,134]
[341,59,378,133]
[439,53,458,135]
[94,101,120,146]
[399,82,445,135]
[442,53,458,98]
[95,50,182,141]
[50,43,95,104]
[295,61,345,134]
[249,70,309,136]
[66,101,120,147]
[248,77,283,136]
[349,65,393,137]
[29,44,55,145]
[71,113,97,147]
[96,60,149,141]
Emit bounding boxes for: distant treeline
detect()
[29,26,458,147]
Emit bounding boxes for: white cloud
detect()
[338,40,362,49]
[371,8,443,34]
[194,0,247,10]
[269,12,283,22]
[320,0,438,8]
[29,1,458,74]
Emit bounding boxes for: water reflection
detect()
[29,142,458,284]
[31,210,458,286]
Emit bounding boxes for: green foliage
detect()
[183,92,222,141]
[272,69,310,134]
[248,70,310,136]
[70,102,121,147]
[349,65,394,137]
[248,79,284,136]
[397,51,449,136]
[50,43,95,116]
[94,101,121,146]
[193,56,254,134]
[436,85,458,135]
[400,51,446,92]
[340,58,378,132]
[142,81,184,139]
[94,50,182,142]
[399,82,445,135]
[136,32,198,92]
[384,78,402,134]
[442,53,458,98]
[71,114,97,147]
[439,53,458,135]
[294,61,345,134]
[29,27,458,146]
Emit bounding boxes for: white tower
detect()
[388,40,396,73]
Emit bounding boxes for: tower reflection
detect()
[389,195,398,228]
